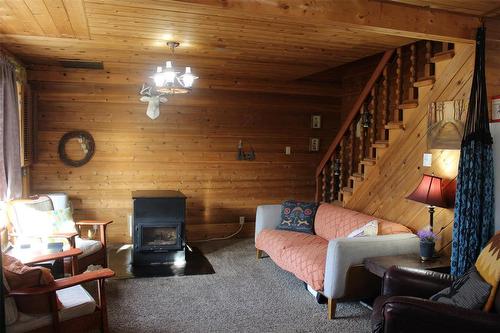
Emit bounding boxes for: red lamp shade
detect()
[407,174,447,208]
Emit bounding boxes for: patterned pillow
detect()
[276,200,317,234]
[45,207,77,234]
[475,231,500,311]
[430,267,491,310]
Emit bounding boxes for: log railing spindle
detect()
[395,47,402,121]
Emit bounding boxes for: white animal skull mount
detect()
[139,84,168,120]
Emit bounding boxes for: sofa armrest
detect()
[380,296,500,333]
[382,266,454,298]
[255,205,281,242]
[323,233,418,299]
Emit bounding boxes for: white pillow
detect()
[347,220,379,238]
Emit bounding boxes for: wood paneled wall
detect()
[28,65,345,243]
[344,43,475,254]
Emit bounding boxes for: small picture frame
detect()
[309,138,320,152]
[311,115,322,129]
[492,95,500,122]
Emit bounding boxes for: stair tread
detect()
[342,186,353,193]
[399,100,418,109]
[375,140,389,144]
[431,50,455,63]
[385,121,405,130]
[414,76,435,87]
[360,158,376,166]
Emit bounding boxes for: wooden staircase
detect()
[316,41,455,206]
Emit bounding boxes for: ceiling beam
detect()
[178,0,480,43]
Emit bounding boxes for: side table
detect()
[364,253,450,278]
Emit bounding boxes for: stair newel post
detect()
[408,43,418,101]
[381,66,389,140]
[424,40,435,78]
[369,86,377,158]
[395,47,402,121]
[330,154,335,203]
[321,167,327,203]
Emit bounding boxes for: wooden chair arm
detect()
[21,248,83,265]
[8,269,115,296]
[75,220,113,226]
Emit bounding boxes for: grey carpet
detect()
[106,238,371,333]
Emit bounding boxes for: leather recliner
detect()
[371,266,500,333]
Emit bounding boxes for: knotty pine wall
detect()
[345,43,475,255]
[28,65,343,243]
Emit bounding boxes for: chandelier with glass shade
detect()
[152,41,198,94]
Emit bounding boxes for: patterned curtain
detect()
[451,27,495,276]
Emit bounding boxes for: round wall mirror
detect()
[58,131,95,167]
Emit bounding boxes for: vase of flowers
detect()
[417,229,437,261]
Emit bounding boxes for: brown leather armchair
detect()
[371,266,500,333]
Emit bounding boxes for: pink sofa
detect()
[255,203,418,319]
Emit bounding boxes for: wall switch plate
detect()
[309,138,320,152]
[423,153,432,167]
[285,146,291,155]
[239,216,245,225]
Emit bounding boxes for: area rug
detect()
[107,245,215,279]
[105,238,372,332]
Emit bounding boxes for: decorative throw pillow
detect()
[347,220,378,238]
[3,254,57,314]
[45,207,77,234]
[276,200,317,234]
[430,267,491,310]
[475,231,500,311]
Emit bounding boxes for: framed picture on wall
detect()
[492,95,500,122]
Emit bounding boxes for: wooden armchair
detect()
[7,194,112,274]
[5,250,115,333]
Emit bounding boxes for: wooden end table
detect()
[363,253,450,278]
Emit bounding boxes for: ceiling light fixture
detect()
[151,41,198,94]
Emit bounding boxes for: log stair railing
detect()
[316,41,454,205]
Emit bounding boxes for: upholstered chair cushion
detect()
[7,285,96,332]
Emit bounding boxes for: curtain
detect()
[451,27,495,276]
[0,53,22,201]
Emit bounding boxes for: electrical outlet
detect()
[285,146,291,155]
[239,216,245,225]
[423,153,432,167]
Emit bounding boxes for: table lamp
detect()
[406,174,447,232]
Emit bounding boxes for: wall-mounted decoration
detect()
[237,140,255,161]
[58,131,95,167]
[491,95,500,122]
[139,84,168,120]
[427,99,467,149]
[309,138,320,152]
[311,115,322,129]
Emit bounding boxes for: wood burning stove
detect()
[132,190,186,265]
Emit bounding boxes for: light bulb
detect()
[164,61,176,84]
[179,67,198,88]
[153,66,164,86]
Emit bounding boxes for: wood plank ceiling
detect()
[387,0,500,17]
[0,0,421,81]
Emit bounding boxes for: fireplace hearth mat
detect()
[108,245,215,279]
